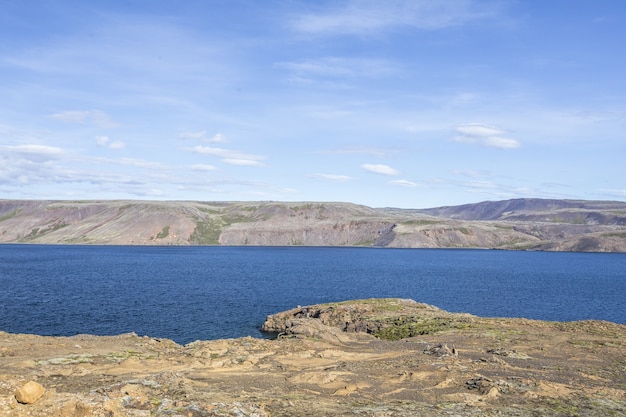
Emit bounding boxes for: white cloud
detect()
[452,123,520,149]
[191,146,265,166]
[113,157,167,169]
[276,57,398,79]
[291,0,498,36]
[455,123,504,137]
[179,131,225,142]
[95,136,125,150]
[0,144,64,162]
[191,164,218,171]
[390,179,417,187]
[361,164,400,176]
[310,173,353,182]
[49,110,120,128]
[222,159,265,167]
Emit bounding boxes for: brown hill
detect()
[1,198,625,251]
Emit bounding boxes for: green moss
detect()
[155,225,170,239]
[374,317,464,341]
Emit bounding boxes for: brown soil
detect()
[1,299,625,416]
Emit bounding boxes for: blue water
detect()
[1,245,624,344]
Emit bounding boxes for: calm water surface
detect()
[1,245,624,344]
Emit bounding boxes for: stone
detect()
[15,380,45,404]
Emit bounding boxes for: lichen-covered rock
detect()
[15,381,45,404]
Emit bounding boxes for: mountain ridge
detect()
[1,198,625,252]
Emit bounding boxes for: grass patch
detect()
[602,232,626,238]
[155,225,170,239]
[190,218,224,244]
[20,221,69,241]
[375,316,469,341]
[190,212,257,244]
[332,298,407,312]
[0,209,21,222]
[400,219,439,226]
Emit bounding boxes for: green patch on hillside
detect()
[190,214,254,244]
[0,209,21,222]
[19,221,69,241]
[155,226,170,239]
[190,218,224,244]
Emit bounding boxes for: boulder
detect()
[15,381,45,404]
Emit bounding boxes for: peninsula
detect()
[1,299,624,416]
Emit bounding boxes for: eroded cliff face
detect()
[1,199,625,251]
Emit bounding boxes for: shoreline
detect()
[2,299,625,416]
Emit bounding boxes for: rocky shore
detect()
[1,299,625,416]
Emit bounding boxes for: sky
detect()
[1,0,625,208]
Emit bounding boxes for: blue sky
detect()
[1,0,624,208]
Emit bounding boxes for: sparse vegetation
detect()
[0,209,21,222]
[156,226,170,239]
[375,316,471,341]
[603,232,626,238]
[400,219,439,226]
[20,221,69,241]
[1,199,626,250]
[190,218,224,244]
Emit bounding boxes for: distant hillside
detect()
[416,198,626,224]
[1,198,625,252]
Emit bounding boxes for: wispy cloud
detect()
[600,188,626,198]
[362,164,400,176]
[291,0,498,36]
[191,146,266,167]
[452,123,520,149]
[223,159,264,167]
[276,57,399,80]
[191,164,218,172]
[310,173,353,182]
[179,131,226,143]
[95,136,125,150]
[390,179,417,187]
[0,144,65,162]
[49,110,120,128]
[319,147,400,158]
[451,169,493,178]
[111,157,168,170]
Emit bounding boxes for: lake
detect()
[1,245,624,344]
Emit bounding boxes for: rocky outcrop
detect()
[1,299,625,416]
[1,198,625,251]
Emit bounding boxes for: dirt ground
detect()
[1,299,625,416]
